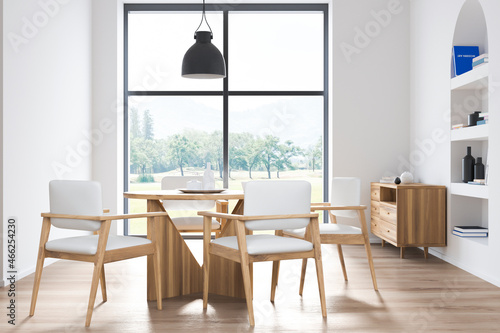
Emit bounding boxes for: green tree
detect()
[142,110,154,140]
[308,137,322,172]
[130,107,142,139]
[242,136,263,179]
[275,140,302,178]
[228,133,250,178]
[130,138,155,174]
[167,134,198,176]
[261,135,280,179]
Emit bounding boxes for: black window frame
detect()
[123,3,329,235]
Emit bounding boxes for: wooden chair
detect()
[198,180,327,326]
[161,176,227,236]
[29,180,167,327]
[284,177,378,293]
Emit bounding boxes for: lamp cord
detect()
[194,0,213,37]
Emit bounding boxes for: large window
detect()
[124,4,329,235]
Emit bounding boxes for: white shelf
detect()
[451,124,489,141]
[451,63,489,90]
[450,182,489,199]
[452,234,488,245]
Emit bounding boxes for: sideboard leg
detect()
[400,247,405,259]
[424,247,429,259]
[381,239,385,247]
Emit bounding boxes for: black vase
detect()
[462,146,475,183]
[475,157,485,179]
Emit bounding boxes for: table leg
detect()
[146,199,203,300]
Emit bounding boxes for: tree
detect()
[228,133,250,178]
[205,131,223,178]
[130,138,155,174]
[261,135,280,179]
[308,137,322,172]
[167,134,198,176]
[242,136,263,179]
[142,110,154,140]
[130,107,142,139]
[275,140,302,178]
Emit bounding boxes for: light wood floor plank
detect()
[2,243,500,332]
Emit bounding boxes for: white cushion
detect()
[212,235,313,255]
[45,235,151,255]
[285,224,362,237]
[171,216,220,231]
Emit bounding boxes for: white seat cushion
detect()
[171,216,220,231]
[285,223,362,238]
[212,234,313,255]
[45,235,151,255]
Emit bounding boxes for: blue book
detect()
[453,46,479,76]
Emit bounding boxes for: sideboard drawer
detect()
[371,200,380,217]
[379,204,397,224]
[371,186,380,201]
[371,217,397,243]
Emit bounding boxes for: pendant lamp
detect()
[181,0,226,79]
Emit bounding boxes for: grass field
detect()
[128,169,324,235]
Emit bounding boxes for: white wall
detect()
[410,0,500,286]
[0,0,4,285]
[332,0,410,232]
[92,0,123,234]
[2,0,93,284]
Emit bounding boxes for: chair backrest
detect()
[161,176,214,211]
[243,180,311,231]
[49,180,103,231]
[330,177,361,218]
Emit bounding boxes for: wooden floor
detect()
[2,242,500,332]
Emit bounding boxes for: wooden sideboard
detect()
[370,183,446,258]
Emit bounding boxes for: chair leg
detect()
[29,252,46,316]
[270,260,280,302]
[203,216,211,309]
[314,253,327,318]
[337,244,348,281]
[86,263,104,327]
[241,259,255,326]
[364,242,378,291]
[100,266,107,302]
[299,258,308,296]
[30,217,51,316]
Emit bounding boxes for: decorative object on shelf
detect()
[467,111,482,126]
[203,162,215,190]
[394,177,401,184]
[474,157,485,179]
[452,45,479,76]
[462,146,475,183]
[400,171,414,184]
[379,176,398,184]
[181,0,226,79]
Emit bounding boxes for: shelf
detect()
[451,63,489,90]
[451,124,489,141]
[380,201,396,208]
[450,182,489,199]
[452,234,488,245]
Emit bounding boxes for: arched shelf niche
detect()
[451,0,488,78]
[449,0,490,245]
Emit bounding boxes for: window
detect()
[125,4,329,235]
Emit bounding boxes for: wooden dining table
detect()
[123,189,246,301]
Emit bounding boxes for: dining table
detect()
[123,189,247,301]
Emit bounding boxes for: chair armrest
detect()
[103,208,110,214]
[311,202,331,207]
[310,205,366,212]
[198,211,318,221]
[41,212,170,221]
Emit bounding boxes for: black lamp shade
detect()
[182,31,226,79]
